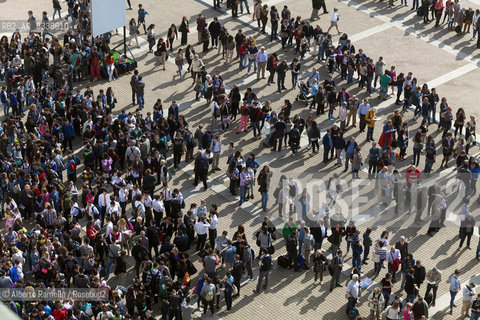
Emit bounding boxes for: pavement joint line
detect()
[348,22,394,42]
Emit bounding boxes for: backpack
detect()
[73,154,81,165]
[214,105,221,117]
[205,287,214,302]
[348,307,359,320]
[69,161,76,172]
[148,269,161,292]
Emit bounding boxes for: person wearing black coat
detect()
[459,214,475,249]
[194,151,209,190]
[178,16,189,46]
[169,193,183,225]
[286,231,299,271]
[311,0,328,21]
[132,239,149,277]
[310,219,328,250]
[174,231,190,252]
[231,255,243,297]
[142,169,156,197]
[146,221,161,258]
[276,60,288,93]
[289,123,301,155]
[167,24,178,53]
[208,18,221,48]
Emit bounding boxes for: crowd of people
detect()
[0,0,479,320]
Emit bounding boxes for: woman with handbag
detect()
[175,49,184,79]
[178,16,189,46]
[373,240,387,276]
[155,38,167,71]
[146,24,156,53]
[167,23,178,53]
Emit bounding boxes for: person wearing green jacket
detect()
[70,50,81,81]
[282,217,297,239]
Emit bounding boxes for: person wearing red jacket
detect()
[238,40,249,69]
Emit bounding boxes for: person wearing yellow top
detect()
[365,107,377,142]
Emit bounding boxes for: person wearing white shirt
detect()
[472,9,480,40]
[194,217,210,251]
[176,190,185,207]
[162,185,173,217]
[256,46,268,80]
[82,119,93,134]
[98,190,110,224]
[386,247,402,283]
[462,282,476,317]
[93,217,101,230]
[346,274,361,314]
[152,195,165,226]
[327,8,340,35]
[119,185,129,217]
[210,99,221,132]
[133,196,146,219]
[70,201,82,219]
[108,200,120,219]
[143,193,152,212]
[208,207,219,248]
[85,200,100,218]
[278,185,293,218]
[104,217,114,239]
[358,99,370,133]
[210,136,222,172]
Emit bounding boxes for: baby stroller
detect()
[295,81,313,106]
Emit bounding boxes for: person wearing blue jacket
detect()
[8,92,18,116]
[322,129,333,164]
[0,87,9,115]
[62,120,74,152]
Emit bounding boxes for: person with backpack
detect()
[65,155,77,183]
[145,263,161,300]
[200,278,216,316]
[346,274,361,317]
[368,287,385,319]
[132,238,149,278]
